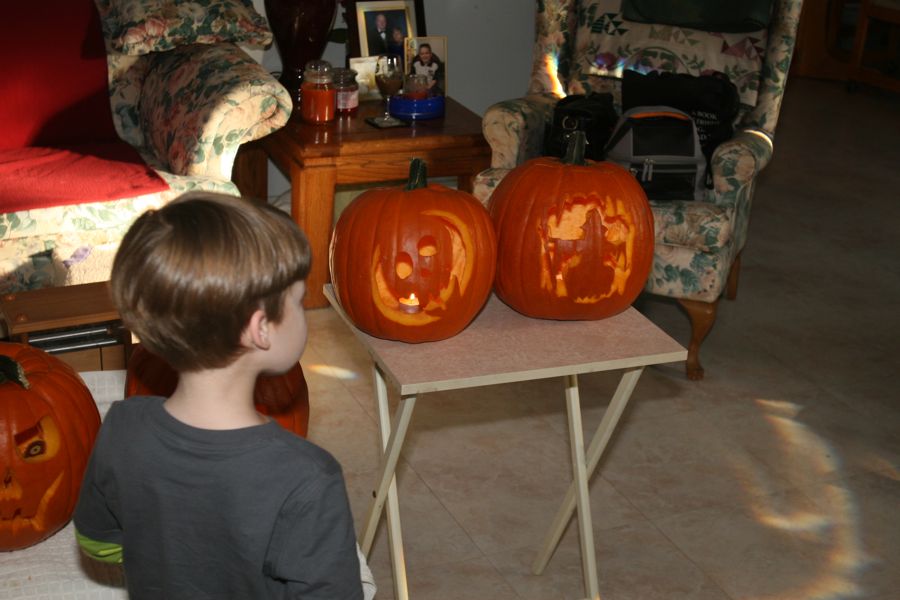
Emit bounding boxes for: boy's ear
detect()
[245,308,271,350]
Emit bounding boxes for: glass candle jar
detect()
[333,68,359,117]
[300,60,336,124]
[403,74,430,100]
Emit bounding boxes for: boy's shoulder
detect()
[104,395,161,424]
[266,425,343,479]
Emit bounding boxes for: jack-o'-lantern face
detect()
[329,159,497,343]
[488,138,654,321]
[1,345,101,550]
[371,209,474,326]
[1,414,69,544]
[538,193,637,303]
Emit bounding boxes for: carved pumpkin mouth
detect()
[0,472,63,535]
[539,193,636,304]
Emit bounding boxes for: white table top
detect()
[324,285,687,396]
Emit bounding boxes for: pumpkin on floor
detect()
[489,131,654,320]
[329,158,497,343]
[124,345,310,437]
[0,342,101,550]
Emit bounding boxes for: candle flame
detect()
[399,293,419,306]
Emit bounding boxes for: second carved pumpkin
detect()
[330,159,497,343]
[489,132,654,320]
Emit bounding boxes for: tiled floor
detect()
[85,78,900,599]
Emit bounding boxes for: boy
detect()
[74,193,372,599]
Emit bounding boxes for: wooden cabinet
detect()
[0,282,129,372]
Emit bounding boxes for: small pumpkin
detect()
[124,345,310,437]
[0,343,101,550]
[329,158,497,342]
[489,131,654,320]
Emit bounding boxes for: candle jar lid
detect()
[303,59,333,84]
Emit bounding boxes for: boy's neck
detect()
[163,364,267,430]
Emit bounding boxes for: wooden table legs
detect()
[532,366,644,600]
[360,365,415,600]
[291,164,336,309]
[360,365,645,600]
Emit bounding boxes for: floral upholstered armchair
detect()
[0,0,291,295]
[474,0,803,379]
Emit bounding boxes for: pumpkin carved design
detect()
[489,132,654,320]
[0,343,101,550]
[330,159,497,342]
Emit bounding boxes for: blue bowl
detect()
[389,94,445,121]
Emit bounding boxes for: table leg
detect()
[360,365,416,600]
[564,374,600,600]
[533,367,644,580]
[232,142,268,201]
[291,164,336,309]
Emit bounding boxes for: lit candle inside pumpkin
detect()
[398,292,420,312]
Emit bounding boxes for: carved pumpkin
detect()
[330,159,497,342]
[0,343,101,550]
[124,345,310,437]
[489,132,654,320]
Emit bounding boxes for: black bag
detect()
[621,0,775,33]
[545,93,618,161]
[622,70,740,164]
[605,106,707,201]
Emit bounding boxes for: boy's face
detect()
[265,281,308,373]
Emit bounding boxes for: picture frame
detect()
[346,0,426,58]
[404,36,447,95]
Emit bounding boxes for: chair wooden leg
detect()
[725,251,742,300]
[677,298,720,381]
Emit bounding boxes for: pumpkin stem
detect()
[0,355,30,389]
[562,131,588,166]
[405,158,428,191]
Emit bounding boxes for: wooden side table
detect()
[324,285,687,600]
[234,98,492,309]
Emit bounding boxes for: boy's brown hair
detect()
[111,192,311,371]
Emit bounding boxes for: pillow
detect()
[566,0,767,109]
[95,0,273,56]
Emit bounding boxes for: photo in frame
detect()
[346,0,425,58]
[349,56,381,100]
[404,36,447,95]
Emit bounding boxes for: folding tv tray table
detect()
[323,285,686,600]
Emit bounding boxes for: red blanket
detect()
[0,144,170,213]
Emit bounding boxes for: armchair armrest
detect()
[709,128,775,250]
[139,43,292,180]
[711,129,773,204]
[482,93,560,169]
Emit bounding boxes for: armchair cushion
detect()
[95,0,272,56]
[0,144,168,212]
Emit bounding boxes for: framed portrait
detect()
[404,36,447,95]
[346,0,426,58]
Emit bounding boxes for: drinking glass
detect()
[373,54,403,126]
